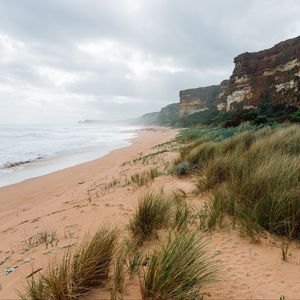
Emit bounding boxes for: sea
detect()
[0,123,139,187]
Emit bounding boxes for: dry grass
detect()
[128,167,162,187]
[20,227,118,300]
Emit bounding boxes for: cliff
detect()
[218,35,300,112]
[137,103,179,125]
[179,35,300,120]
[179,85,220,118]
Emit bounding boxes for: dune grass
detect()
[139,230,218,300]
[128,191,172,243]
[128,167,162,187]
[176,125,300,241]
[111,250,126,300]
[20,228,118,300]
[71,228,118,296]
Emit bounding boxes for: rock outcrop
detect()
[219,35,300,112]
[179,85,220,118]
[138,103,179,125]
[179,35,300,118]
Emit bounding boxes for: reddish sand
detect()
[0,127,300,299]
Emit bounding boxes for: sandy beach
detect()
[1,126,300,299]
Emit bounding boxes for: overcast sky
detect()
[0,0,299,124]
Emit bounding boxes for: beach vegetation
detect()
[21,230,58,252]
[128,191,172,243]
[128,167,162,187]
[139,230,218,300]
[176,125,300,241]
[20,227,118,299]
[111,250,126,300]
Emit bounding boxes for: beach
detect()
[1,126,300,299]
[0,127,177,298]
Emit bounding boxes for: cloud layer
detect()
[0,0,299,123]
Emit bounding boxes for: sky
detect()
[0,0,299,124]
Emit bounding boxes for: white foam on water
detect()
[0,123,140,187]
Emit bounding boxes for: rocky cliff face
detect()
[180,35,300,118]
[179,85,220,118]
[138,103,179,125]
[159,103,180,123]
[219,35,300,112]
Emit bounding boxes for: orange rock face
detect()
[219,36,300,111]
[180,36,300,118]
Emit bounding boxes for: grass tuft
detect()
[139,230,218,300]
[128,191,171,243]
[71,228,118,296]
[20,227,118,300]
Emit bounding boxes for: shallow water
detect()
[0,123,139,187]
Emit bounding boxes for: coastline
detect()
[0,126,139,188]
[0,126,178,299]
[1,126,300,299]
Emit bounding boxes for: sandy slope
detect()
[0,127,300,299]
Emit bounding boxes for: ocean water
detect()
[0,124,139,187]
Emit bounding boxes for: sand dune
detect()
[0,127,300,299]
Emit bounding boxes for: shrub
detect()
[173,161,190,176]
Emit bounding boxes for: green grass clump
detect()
[71,228,118,296]
[20,228,118,300]
[139,231,218,300]
[178,125,300,241]
[172,161,190,176]
[111,251,126,300]
[172,204,190,231]
[129,167,162,187]
[129,191,171,243]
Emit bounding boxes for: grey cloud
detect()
[0,0,299,123]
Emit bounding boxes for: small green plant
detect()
[139,230,218,300]
[124,238,142,279]
[172,204,190,231]
[22,230,58,252]
[128,191,171,243]
[111,251,126,300]
[173,161,190,176]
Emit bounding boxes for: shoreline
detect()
[0,126,178,298]
[0,128,139,188]
[1,126,300,299]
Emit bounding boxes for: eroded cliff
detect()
[179,85,220,118]
[180,35,300,119]
[219,36,300,112]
